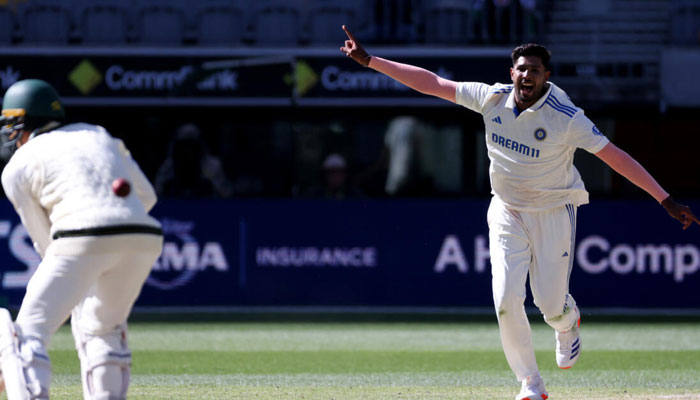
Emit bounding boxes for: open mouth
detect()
[520,81,535,97]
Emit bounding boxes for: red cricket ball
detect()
[112,178,131,197]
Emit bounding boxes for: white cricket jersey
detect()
[1,123,160,257]
[456,81,609,211]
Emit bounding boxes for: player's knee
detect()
[543,294,578,331]
[535,297,564,320]
[493,291,526,317]
[77,324,131,400]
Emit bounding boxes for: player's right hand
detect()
[340,25,371,67]
[661,196,700,230]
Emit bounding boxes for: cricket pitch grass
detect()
[25,315,700,399]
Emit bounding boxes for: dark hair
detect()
[511,43,551,70]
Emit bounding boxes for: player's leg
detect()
[488,198,540,382]
[6,252,104,399]
[72,235,162,400]
[529,204,581,368]
[529,204,578,329]
[0,307,32,400]
[72,310,131,400]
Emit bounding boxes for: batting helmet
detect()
[0,79,65,155]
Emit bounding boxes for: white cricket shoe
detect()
[516,374,549,400]
[556,306,581,369]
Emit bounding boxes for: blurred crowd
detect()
[0,0,544,46]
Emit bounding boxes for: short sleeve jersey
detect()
[456,81,609,211]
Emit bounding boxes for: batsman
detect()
[0,79,163,400]
[340,26,700,400]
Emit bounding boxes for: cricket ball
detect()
[112,178,131,197]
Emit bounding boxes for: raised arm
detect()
[340,25,458,103]
[595,142,699,230]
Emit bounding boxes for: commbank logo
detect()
[69,59,103,95]
[284,60,318,96]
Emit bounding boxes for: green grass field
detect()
[15,315,700,399]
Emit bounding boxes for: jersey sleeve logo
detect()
[534,128,547,141]
[592,125,605,136]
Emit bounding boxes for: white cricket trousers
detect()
[487,197,578,381]
[15,234,163,345]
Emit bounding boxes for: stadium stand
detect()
[670,0,700,45]
[133,0,186,45]
[2,0,550,46]
[518,0,543,42]
[367,0,421,43]
[490,0,518,43]
[248,0,303,45]
[545,0,671,105]
[0,6,17,44]
[305,0,366,45]
[193,0,247,46]
[423,0,474,44]
[18,0,74,44]
[77,0,131,45]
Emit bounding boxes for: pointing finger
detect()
[342,25,358,42]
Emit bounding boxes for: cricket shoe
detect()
[556,306,581,369]
[516,374,549,400]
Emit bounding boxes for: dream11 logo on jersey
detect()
[146,218,229,290]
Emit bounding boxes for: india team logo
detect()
[534,128,547,141]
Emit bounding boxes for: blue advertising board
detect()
[1,199,699,309]
[0,48,511,107]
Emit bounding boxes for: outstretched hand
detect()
[661,196,700,230]
[340,25,371,67]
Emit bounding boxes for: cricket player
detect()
[0,79,163,400]
[340,26,699,400]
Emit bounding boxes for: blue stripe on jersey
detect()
[548,94,577,114]
[546,95,576,115]
[545,99,575,117]
[489,85,513,94]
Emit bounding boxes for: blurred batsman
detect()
[340,26,699,400]
[0,79,163,400]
